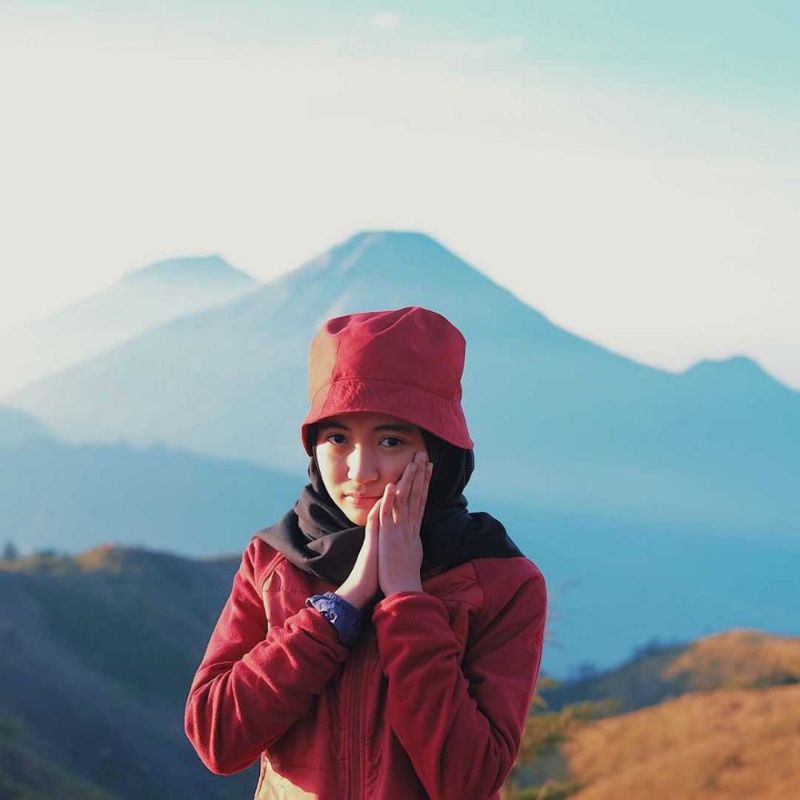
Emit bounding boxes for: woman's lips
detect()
[346,494,380,507]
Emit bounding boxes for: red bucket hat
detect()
[301,306,474,454]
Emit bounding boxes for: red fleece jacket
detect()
[185,537,547,800]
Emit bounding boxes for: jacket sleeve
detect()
[372,557,546,800]
[184,539,350,775]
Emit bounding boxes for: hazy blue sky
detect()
[1,1,798,385]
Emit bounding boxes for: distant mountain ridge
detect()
[0,254,258,396]
[0,421,298,556]
[6,230,799,538]
[119,254,253,286]
[0,405,54,447]
[540,629,800,714]
[4,230,800,679]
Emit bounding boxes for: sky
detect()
[1,1,798,387]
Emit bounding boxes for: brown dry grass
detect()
[562,683,800,799]
[662,629,800,690]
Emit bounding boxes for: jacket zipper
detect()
[345,632,371,800]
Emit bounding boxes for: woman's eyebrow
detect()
[318,419,348,430]
[374,424,416,434]
[318,420,416,434]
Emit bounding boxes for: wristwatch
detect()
[305,592,367,646]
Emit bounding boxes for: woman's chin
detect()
[338,494,381,527]
[344,510,370,527]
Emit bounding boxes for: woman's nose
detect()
[347,445,379,483]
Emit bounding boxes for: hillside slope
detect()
[3,548,798,800]
[0,254,257,396]
[0,547,255,799]
[0,711,119,800]
[0,436,299,556]
[516,630,800,799]
[565,683,800,799]
[540,629,800,714]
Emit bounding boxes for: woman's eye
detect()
[380,437,403,448]
[326,433,346,445]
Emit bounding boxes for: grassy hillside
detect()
[0,546,256,800]
[0,712,119,800]
[661,629,800,690]
[540,630,800,714]
[510,630,800,799]
[564,683,800,799]
[3,547,798,800]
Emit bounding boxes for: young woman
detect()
[185,306,547,800]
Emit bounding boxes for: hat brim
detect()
[301,378,473,455]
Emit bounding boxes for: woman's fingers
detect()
[365,496,381,539]
[385,452,431,532]
[380,482,395,531]
[407,451,429,524]
[412,459,433,523]
[393,459,417,524]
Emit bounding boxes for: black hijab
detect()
[255,427,522,586]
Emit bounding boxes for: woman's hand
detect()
[338,450,433,606]
[337,498,381,610]
[377,450,433,597]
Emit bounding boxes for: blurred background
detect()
[1,2,798,798]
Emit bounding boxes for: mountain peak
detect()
[682,355,789,391]
[120,255,256,287]
[299,229,496,295]
[686,355,764,374]
[663,628,800,690]
[340,229,460,258]
[347,228,430,240]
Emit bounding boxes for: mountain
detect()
[0,709,118,799]
[545,684,800,799]
[3,432,797,677]
[0,254,258,396]
[6,230,799,538]
[512,630,800,799]
[0,405,54,448]
[0,436,299,556]
[0,546,256,800]
[506,493,800,676]
[4,230,800,677]
[540,629,800,714]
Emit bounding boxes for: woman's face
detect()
[314,411,429,526]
